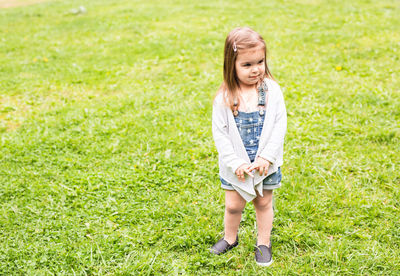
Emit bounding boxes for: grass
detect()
[1,0,399,274]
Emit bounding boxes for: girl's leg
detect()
[252,190,273,246]
[224,190,246,244]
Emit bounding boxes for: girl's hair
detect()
[220,27,274,111]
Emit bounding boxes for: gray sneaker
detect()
[255,244,273,266]
[209,237,238,255]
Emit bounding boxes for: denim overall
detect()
[220,83,282,190]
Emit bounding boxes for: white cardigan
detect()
[212,78,287,202]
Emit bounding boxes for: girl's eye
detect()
[258,60,264,64]
[244,63,251,67]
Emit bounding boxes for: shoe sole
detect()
[256,259,273,267]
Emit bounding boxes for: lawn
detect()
[0,0,399,274]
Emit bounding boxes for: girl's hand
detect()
[235,164,254,182]
[248,157,270,176]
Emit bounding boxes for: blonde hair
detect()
[219,27,274,111]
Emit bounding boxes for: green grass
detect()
[1,0,399,274]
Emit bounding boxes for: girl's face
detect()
[235,46,265,90]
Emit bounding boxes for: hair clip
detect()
[233,41,237,52]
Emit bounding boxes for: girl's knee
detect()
[225,190,246,214]
[253,195,272,211]
[225,203,244,215]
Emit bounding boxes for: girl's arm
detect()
[212,100,248,174]
[258,85,287,164]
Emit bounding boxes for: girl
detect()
[210,27,287,267]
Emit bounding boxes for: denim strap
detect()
[258,81,268,106]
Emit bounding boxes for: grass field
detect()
[1,0,399,274]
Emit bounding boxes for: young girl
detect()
[210,27,287,266]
